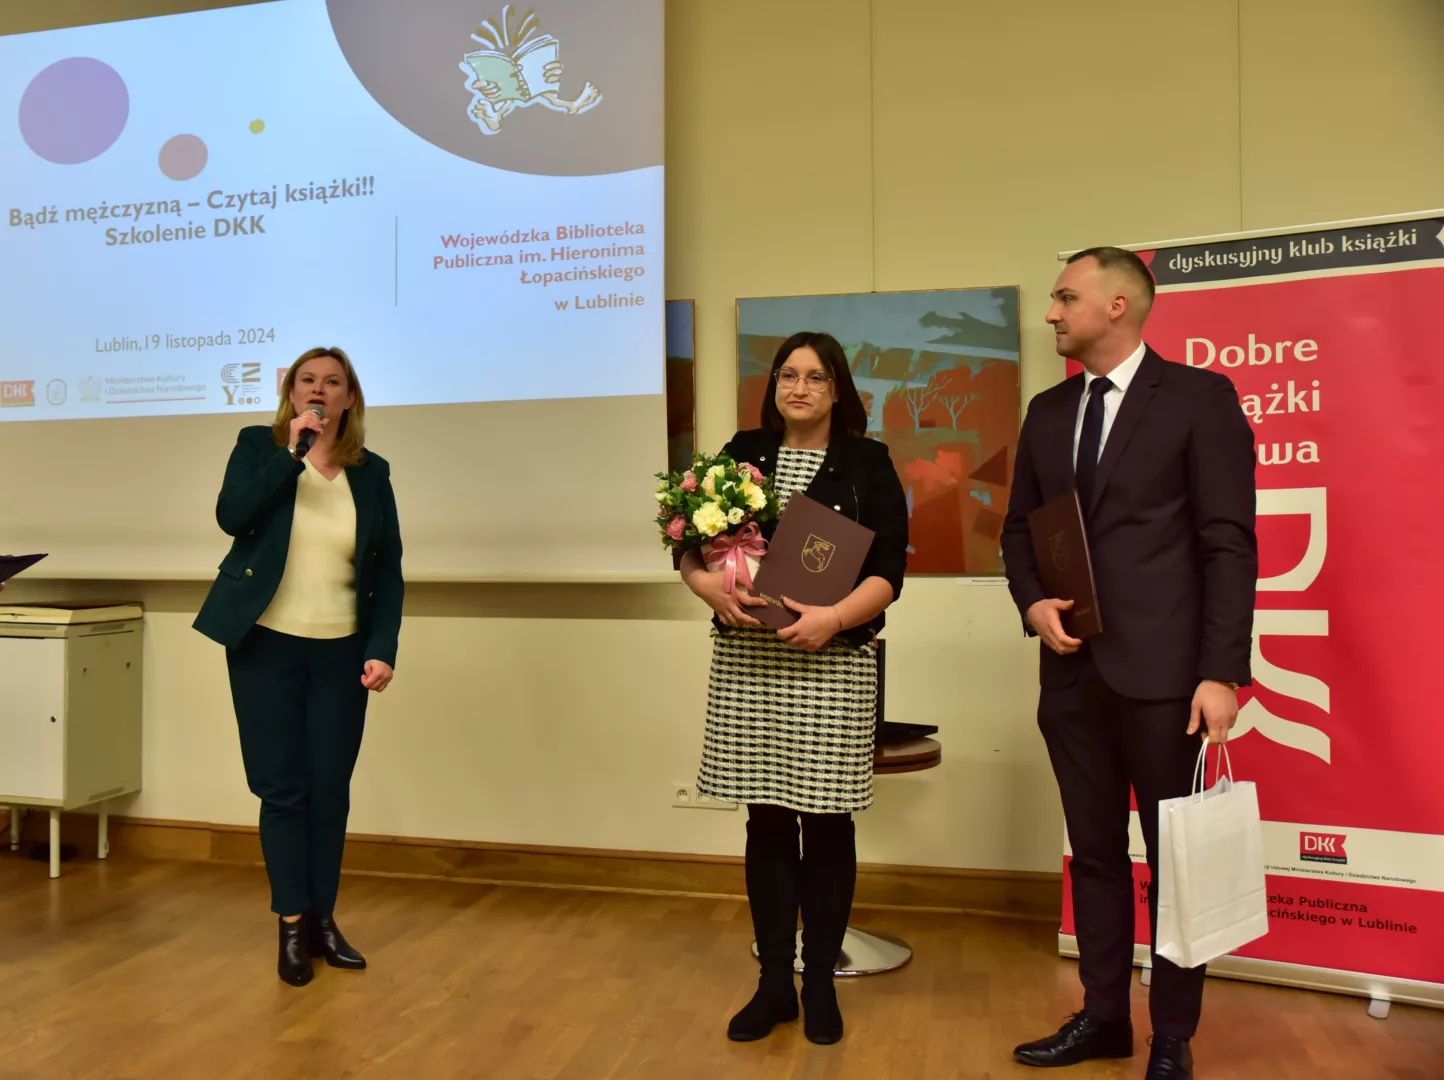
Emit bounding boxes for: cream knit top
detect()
[257,459,358,639]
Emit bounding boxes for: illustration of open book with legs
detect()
[460,5,602,134]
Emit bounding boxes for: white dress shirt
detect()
[1072,341,1147,467]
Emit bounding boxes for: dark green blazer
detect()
[193,426,404,668]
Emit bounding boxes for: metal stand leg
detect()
[9,807,18,851]
[752,927,914,976]
[98,803,109,860]
[49,811,61,879]
[829,927,913,976]
[1367,998,1391,1019]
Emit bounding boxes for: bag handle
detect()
[1190,740,1235,799]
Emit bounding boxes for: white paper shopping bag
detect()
[1155,743,1269,969]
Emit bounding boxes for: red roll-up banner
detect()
[1059,211,1444,1006]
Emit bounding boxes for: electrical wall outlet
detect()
[670,784,737,811]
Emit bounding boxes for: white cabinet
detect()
[0,638,66,801]
[0,607,143,876]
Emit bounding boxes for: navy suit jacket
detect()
[1001,347,1257,699]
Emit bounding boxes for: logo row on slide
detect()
[0,366,292,410]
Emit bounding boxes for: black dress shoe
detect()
[1146,1035,1193,1079]
[800,974,843,1045]
[1013,1012,1133,1067]
[727,974,799,1041]
[306,913,367,969]
[277,917,313,987]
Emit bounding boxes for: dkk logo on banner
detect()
[1237,487,1332,763]
[1300,831,1348,865]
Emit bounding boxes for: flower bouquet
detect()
[654,451,780,592]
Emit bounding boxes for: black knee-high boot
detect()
[799,813,855,1045]
[727,805,801,1041]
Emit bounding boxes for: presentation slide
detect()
[0,0,664,420]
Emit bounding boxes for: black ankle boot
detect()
[277,917,313,986]
[727,972,799,1041]
[730,807,803,1041]
[306,913,366,969]
[801,973,843,1044]
[798,814,855,1045]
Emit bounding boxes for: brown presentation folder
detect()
[1026,490,1103,639]
[749,493,876,629]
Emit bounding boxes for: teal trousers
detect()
[226,626,368,916]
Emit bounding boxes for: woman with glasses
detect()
[678,330,909,1045]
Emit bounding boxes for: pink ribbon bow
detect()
[704,522,768,594]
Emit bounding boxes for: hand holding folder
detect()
[750,494,875,631]
[1026,490,1102,643]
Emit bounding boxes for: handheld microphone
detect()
[295,403,326,458]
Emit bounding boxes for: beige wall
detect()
[6,1,1442,872]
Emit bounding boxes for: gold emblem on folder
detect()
[801,535,836,574]
[1049,531,1069,571]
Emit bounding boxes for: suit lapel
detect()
[1088,348,1163,517]
[1055,375,1085,492]
[347,457,377,573]
[272,451,300,562]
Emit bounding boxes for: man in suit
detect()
[1002,248,1257,1079]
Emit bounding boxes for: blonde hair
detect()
[271,347,367,466]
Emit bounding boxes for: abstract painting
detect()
[737,288,1020,574]
[665,299,696,475]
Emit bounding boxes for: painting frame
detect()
[664,298,697,476]
[736,286,1022,576]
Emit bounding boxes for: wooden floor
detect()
[1,854,1440,1080]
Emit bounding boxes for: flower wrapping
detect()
[653,451,780,590]
[702,522,766,593]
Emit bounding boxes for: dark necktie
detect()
[1075,376,1114,514]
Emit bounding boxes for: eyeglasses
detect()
[776,370,833,393]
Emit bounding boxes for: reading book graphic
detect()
[461,5,602,134]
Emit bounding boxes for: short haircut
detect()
[1067,245,1156,310]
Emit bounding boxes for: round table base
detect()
[750,927,913,976]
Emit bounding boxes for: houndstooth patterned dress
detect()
[696,447,877,814]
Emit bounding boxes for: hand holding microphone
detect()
[288,403,327,458]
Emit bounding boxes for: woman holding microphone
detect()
[194,346,403,987]
[680,331,909,1044]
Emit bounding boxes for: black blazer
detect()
[1001,347,1257,700]
[193,426,405,668]
[720,428,909,643]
